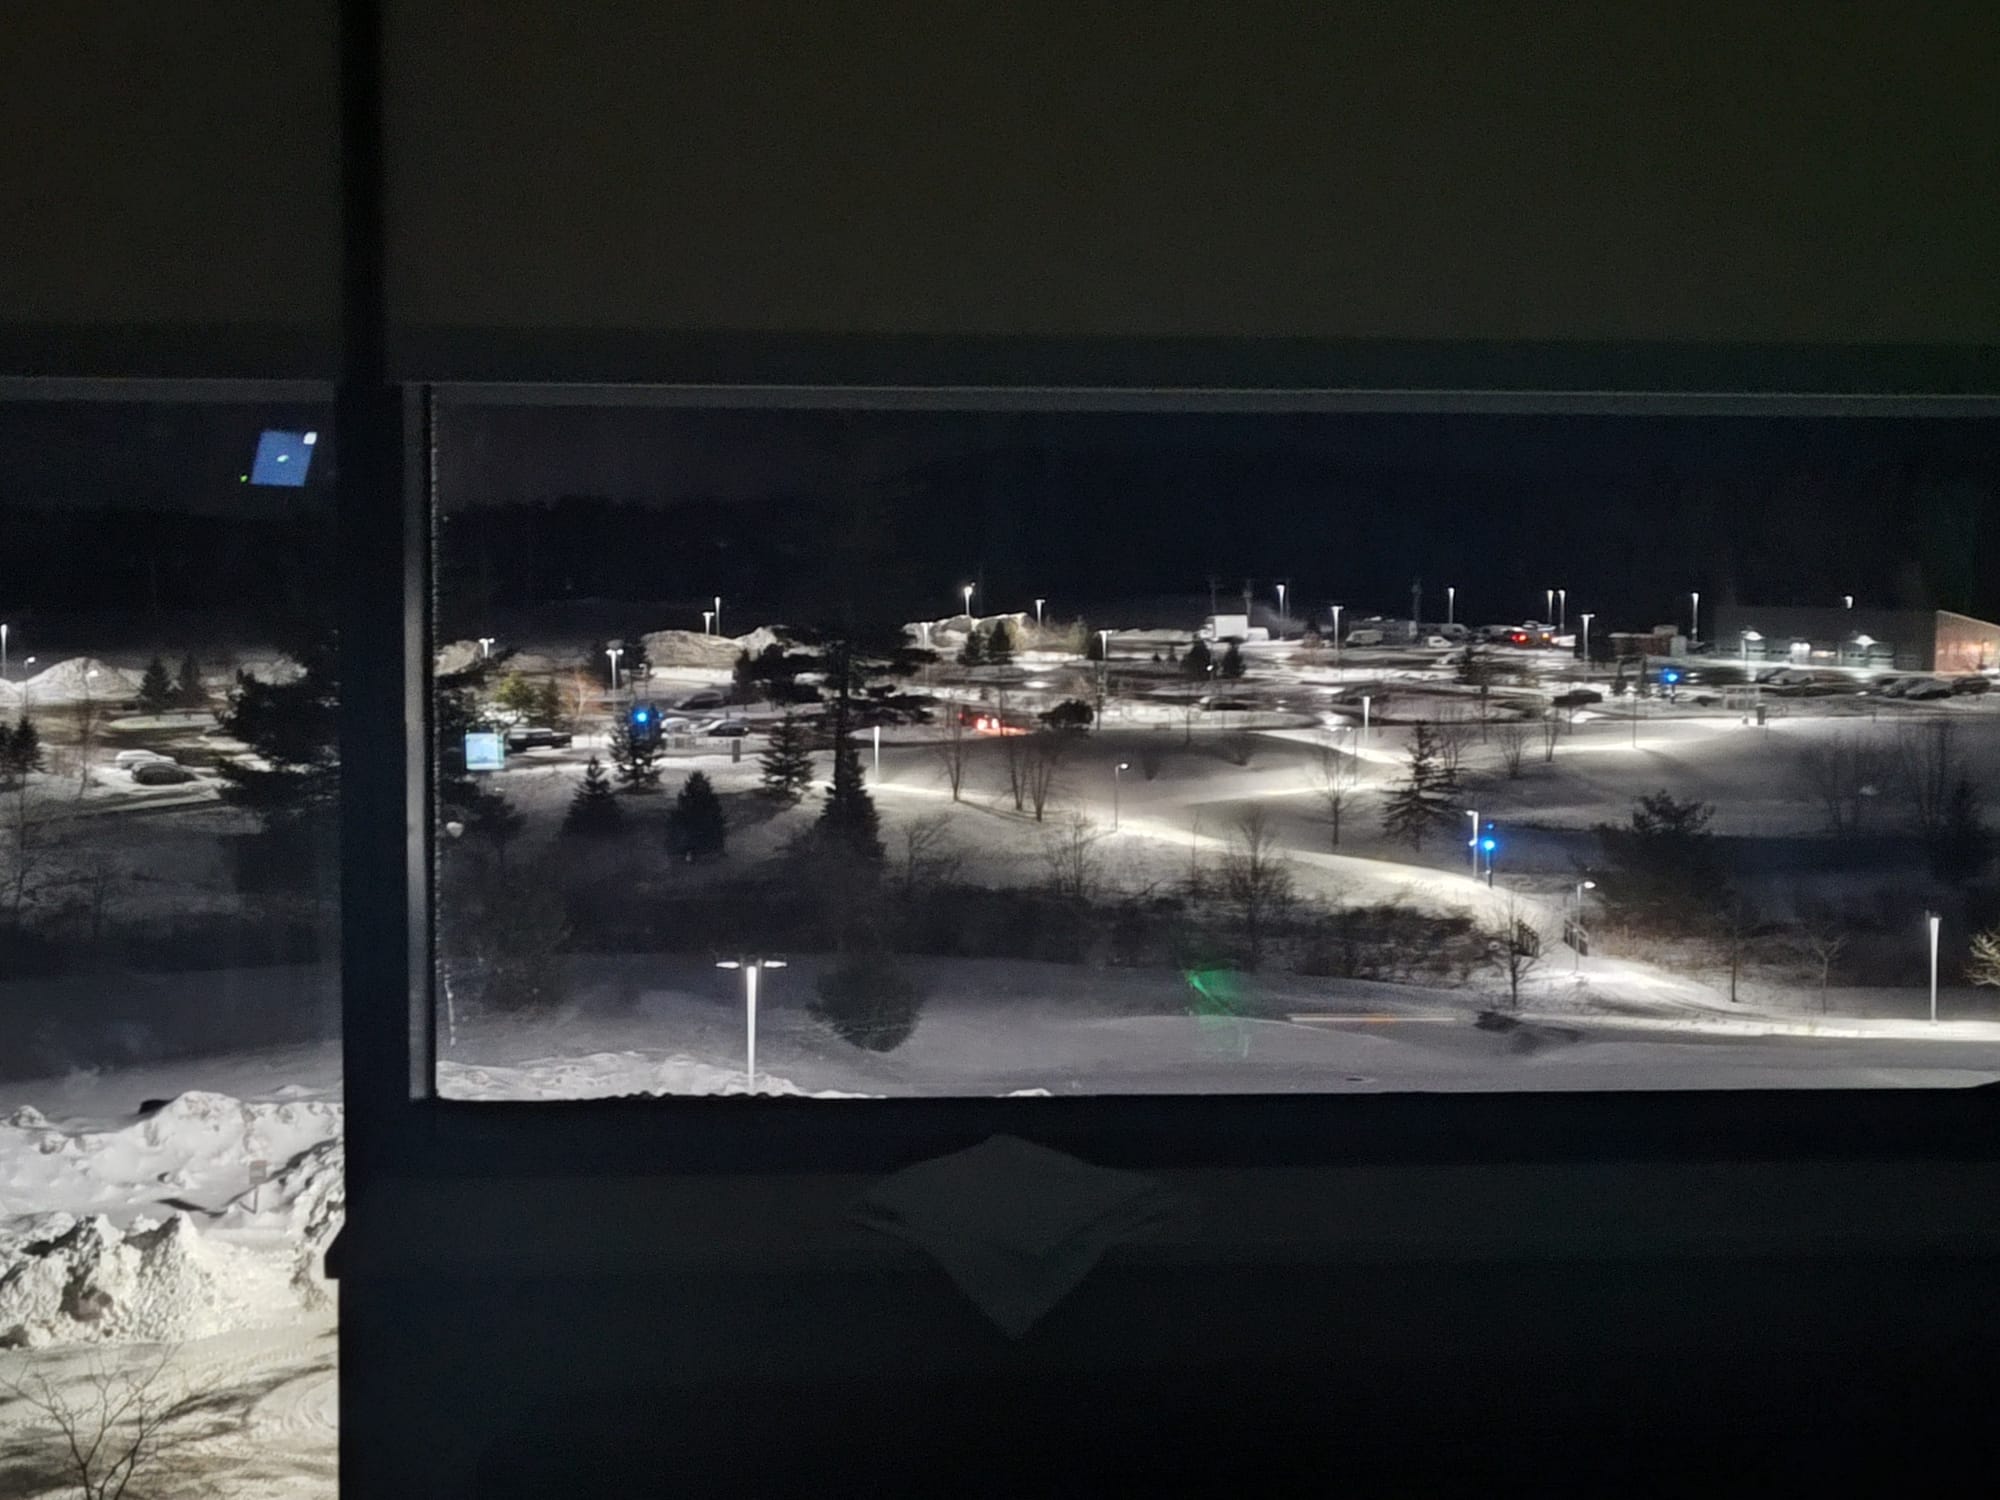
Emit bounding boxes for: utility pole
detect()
[1410,578,1423,642]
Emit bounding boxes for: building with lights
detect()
[1710,605,2000,673]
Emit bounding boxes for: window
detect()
[428,395,2000,1100]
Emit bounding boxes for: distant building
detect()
[1710,605,2000,672]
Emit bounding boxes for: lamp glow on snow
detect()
[717,958,788,1091]
[1113,761,1131,830]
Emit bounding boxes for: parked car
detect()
[131,761,197,786]
[1902,677,1955,701]
[675,689,727,711]
[1344,628,1385,647]
[1550,688,1603,710]
[703,719,751,737]
[1949,675,1992,695]
[504,726,573,750]
[113,749,174,768]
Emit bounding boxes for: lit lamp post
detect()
[476,636,495,659]
[716,957,787,1091]
[1572,879,1596,971]
[1275,582,1288,634]
[702,610,714,636]
[1557,588,1567,634]
[605,646,623,694]
[1689,590,1701,645]
[1545,588,1554,625]
[1927,912,1941,1025]
[1466,809,1480,876]
[1034,598,1045,630]
[1480,828,1499,887]
[962,584,974,619]
[1843,594,1854,610]
[1852,633,1876,669]
[713,596,723,638]
[1113,761,1130,830]
[1740,628,1761,665]
[1330,604,1344,670]
[1,622,8,679]
[1445,587,1455,627]
[1360,692,1371,738]
[1579,612,1595,664]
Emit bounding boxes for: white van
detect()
[1345,627,1385,647]
[113,749,174,768]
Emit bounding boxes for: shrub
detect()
[812,950,926,1052]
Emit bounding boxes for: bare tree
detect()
[932,711,972,802]
[894,812,962,899]
[70,691,104,800]
[1711,894,1765,1004]
[1219,807,1295,967]
[1,1346,204,1499]
[1432,710,1470,777]
[1798,732,1894,836]
[1540,710,1561,764]
[1184,812,1209,898]
[1484,896,1545,1009]
[1022,731,1066,822]
[1791,900,1849,1012]
[999,728,1029,812]
[1,773,63,926]
[1896,720,1961,841]
[1315,744,1347,848]
[1040,811,1108,902]
[1496,721,1529,779]
[1969,926,2000,989]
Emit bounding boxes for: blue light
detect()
[1662,669,1680,683]
[249,429,316,487]
[1480,837,1497,853]
[634,709,650,723]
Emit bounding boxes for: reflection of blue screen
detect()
[464,732,505,772]
[250,429,317,486]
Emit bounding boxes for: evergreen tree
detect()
[174,652,207,709]
[1084,629,1107,662]
[494,671,541,722]
[1219,642,1246,679]
[137,656,175,712]
[607,717,662,792]
[1928,777,1992,884]
[531,677,568,729]
[1593,790,1727,933]
[958,627,985,667]
[669,770,728,858]
[817,729,883,863]
[2,715,45,782]
[1380,723,1458,850]
[758,713,816,804]
[562,756,622,837]
[216,637,340,903]
[1181,638,1213,679]
[732,650,761,702]
[986,619,1015,664]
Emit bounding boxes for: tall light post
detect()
[605,646,623,694]
[1579,612,1595,664]
[1034,598,1045,630]
[702,610,714,636]
[1360,693,1371,738]
[1480,828,1498,887]
[476,636,495,659]
[1,622,8,679]
[1113,761,1130,830]
[1466,809,1480,876]
[716,957,787,1091]
[1275,582,1287,633]
[1843,594,1854,610]
[1544,588,1554,625]
[1557,588,1567,633]
[962,583,975,619]
[1740,628,1761,664]
[1689,590,1700,645]
[713,596,723,638]
[1330,604,1344,670]
[1572,879,1596,972]
[1927,912,1941,1024]
[1445,587,1455,627]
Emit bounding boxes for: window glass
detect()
[0,399,339,1490]
[431,402,2000,1099]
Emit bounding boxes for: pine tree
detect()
[1219,642,1246,679]
[1084,629,1106,662]
[958,627,985,667]
[532,677,568,729]
[758,713,816,804]
[562,756,622,837]
[986,619,1014,665]
[607,718,662,792]
[174,652,207,709]
[138,656,175,712]
[1181,638,1213,679]
[732,650,760,702]
[818,730,883,863]
[669,770,728,858]
[3,716,45,781]
[1380,724,1457,850]
[494,672,540,723]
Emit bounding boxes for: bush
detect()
[812,950,926,1052]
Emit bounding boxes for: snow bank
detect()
[641,626,782,669]
[14,657,142,704]
[438,1051,867,1100]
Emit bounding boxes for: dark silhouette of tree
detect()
[957,627,985,667]
[1084,629,1106,662]
[607,717,662,792]
[1180,638,1213,679]
[986,619,1015,664]
[174,652,207,709]
[1928,778,1992,884]
[137,656,174,713]
[562,756,622,837]
[1219,643,1246,679]
[817,730,883,862]
[1379,724,1458,850]
[1039,699,1094,732]
[759,713,817,804]
[669,770,727,859]
[1593,790,1727,933]
[1,717,43,784]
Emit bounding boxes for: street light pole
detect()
[702,610,714,636]
[1114,761,1130,830]
[1579,612,1594,664]
[1545,588,1554,624]
[713,596,723,638]
[1034,598,1045,630]
[1928,912,1941,1024]
[962,584,974,618]
[1,622,8,679]
[1690,590,1700,645]
[477,636,495,659]
[1275,582,1287,634]
[605,647,623,694]
[1573,879,1596,972]
[1466,809,1479,876]
[1445,587,1454,627]
[1361,693,1371,738]
[717,958,788,1091]
[1330,604,1344,670]
[1557,588,1567,633]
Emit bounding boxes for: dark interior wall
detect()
[6,3,1997,359]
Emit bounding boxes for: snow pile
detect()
[16,657,143,704]
[438,1051,869,1100]
[0,1210,298,1348]
[641,626,782,669]
[435,639,483,675]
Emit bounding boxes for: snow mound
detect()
[17,657,142,704]
[641,626,782,669]
[438,1051,870,1101]
[0,1211,298,1348]
[435,639,482,675]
